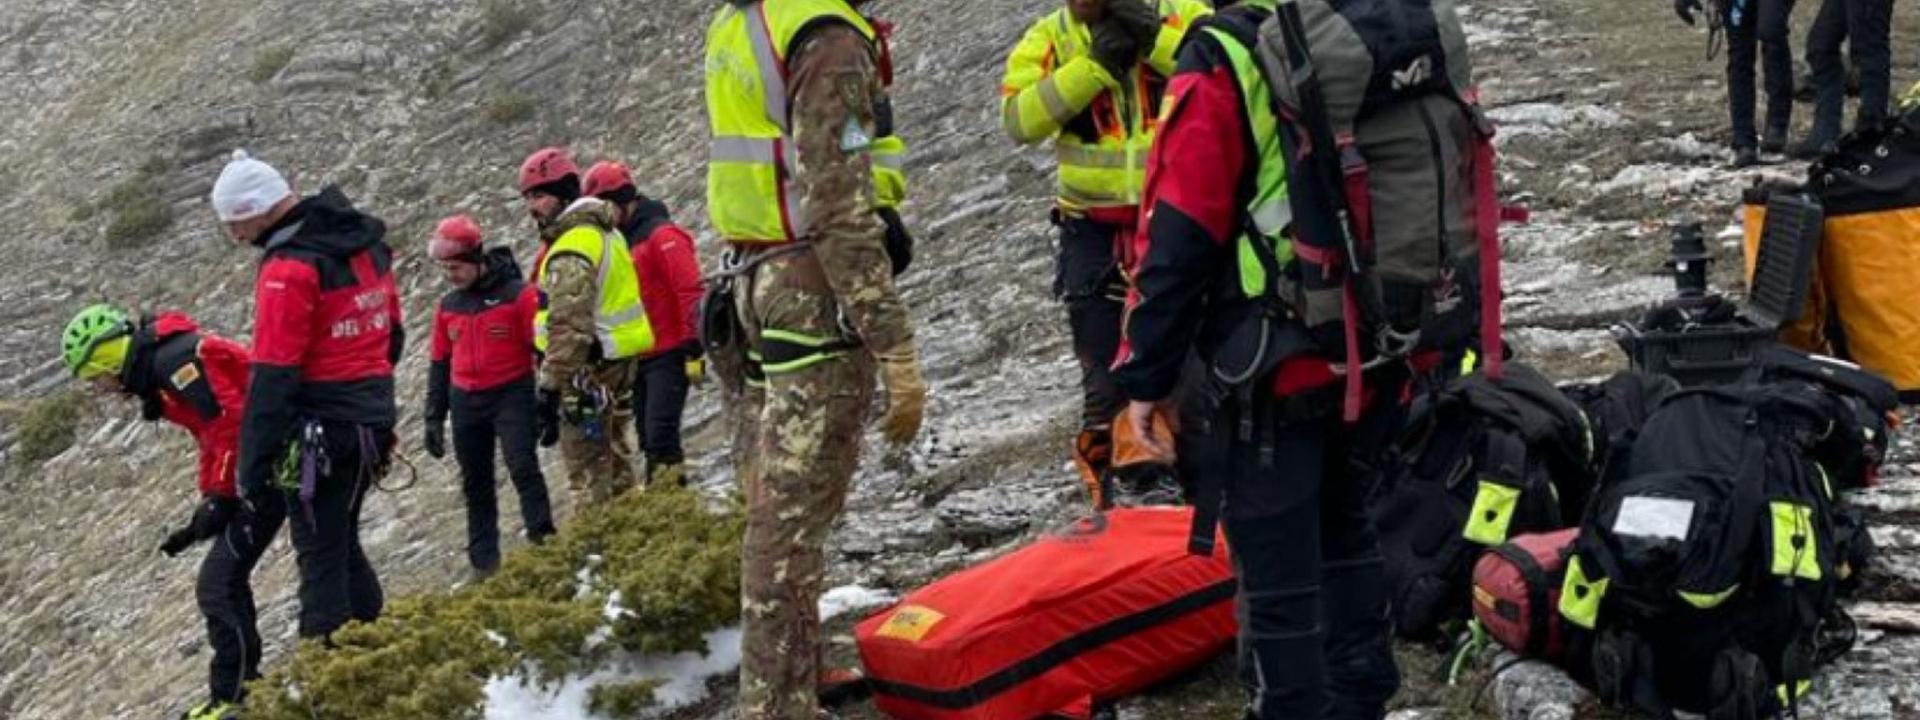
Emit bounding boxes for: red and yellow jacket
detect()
[999,0,1212,213]
[123,313,251,498]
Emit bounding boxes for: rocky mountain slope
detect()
[0,0,1916,718]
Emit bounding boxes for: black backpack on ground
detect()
[1748,346,1896,597]
[1373,362,1595,641]
[1558,371,1682,487]
[1746,345,1900,492]
[1559,382,1861,719]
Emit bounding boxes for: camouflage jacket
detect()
[788,21,915,358]
[537,198,620,390]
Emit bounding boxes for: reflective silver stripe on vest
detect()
[593,228,624,351]
[711,136,778,164]
[872,147,905,170]
[746,6,787,129]
[604,306,648,325]
[1057,143,1140,169]
[745,3,808,237]
[1250,200,1292,236]
[1036,77,1076,125]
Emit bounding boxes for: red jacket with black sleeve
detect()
[239,187,403,496]
[122,313,251,498]
[1111,8,1271,405]
[620,196,705,358]
[427,248,540,422]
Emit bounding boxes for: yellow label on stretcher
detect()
[876,605,946,643]
[1472,585,1496,611]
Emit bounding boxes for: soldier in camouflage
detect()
[537,198,641,504]
[705,1,926,718]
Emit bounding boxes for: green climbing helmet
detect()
[61,304,132,378]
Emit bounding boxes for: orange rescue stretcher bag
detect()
[856,508,1235,720]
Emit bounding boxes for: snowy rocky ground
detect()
[1,0,1919,717]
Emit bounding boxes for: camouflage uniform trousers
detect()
[724,248,875,720]
[557,357,640,504]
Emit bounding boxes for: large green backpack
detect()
[1250,0,1506,420]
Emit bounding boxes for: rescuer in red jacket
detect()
[424,215,556,576]
[211,150,401,641]
[1109,3,1402,717]
[583,161,707,486]
[60,306,281,720]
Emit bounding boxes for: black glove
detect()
[159,527,197,557]
[1089,16,1142,80]
[1674,0,1702,25]
[1107,0,1163,53]
[536,388,562,448]
[424,420,446,459]
[160,496,238,557]
[878,207,914,276]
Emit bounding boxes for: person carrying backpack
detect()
[60,306,278,720]
[424,215,556,578]
[211,150,401,641]
[1116,0,1504,715]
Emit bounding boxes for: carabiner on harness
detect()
[270,419,330,527]
[565,373,615,441]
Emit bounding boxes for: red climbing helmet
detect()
[429,214,485,262]
[581,161,636,199]
[518,147,579,194]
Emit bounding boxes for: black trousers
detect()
[196,492,286,703]
[1181,387,1406,720]
[288,423,390,639]
[1054,214,1128,431]
[452,379,556,571]
[1807,0,1894,139]
[1726,0,1797,147]
[631,344,694,465]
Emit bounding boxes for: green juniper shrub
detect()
[245,487,742,720]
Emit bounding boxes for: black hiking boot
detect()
[1761,127,1789,154]
[1732,146,1761,168]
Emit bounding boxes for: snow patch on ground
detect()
[1649,131,1732,162]
[1500,218,1637,258]
[482,626,746,720]
[482,585,896,719]
[818,584,898,621]
[1488,103,1626,139]
[1593,163,1721,198]
[1458,4,1526,47]
[1506,326,1619,361]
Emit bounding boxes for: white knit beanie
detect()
[210,149,292,222]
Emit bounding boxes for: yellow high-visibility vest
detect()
[705,0,908,243]
[534,221,654,360]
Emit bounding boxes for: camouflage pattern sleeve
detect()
[538,200,618,390]
[539,254,597,391]
[788,23,915,356]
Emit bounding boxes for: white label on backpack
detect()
[1614,496,1695,542]
[1392,56,1433,90]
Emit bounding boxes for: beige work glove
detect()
[876,347,927,446]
